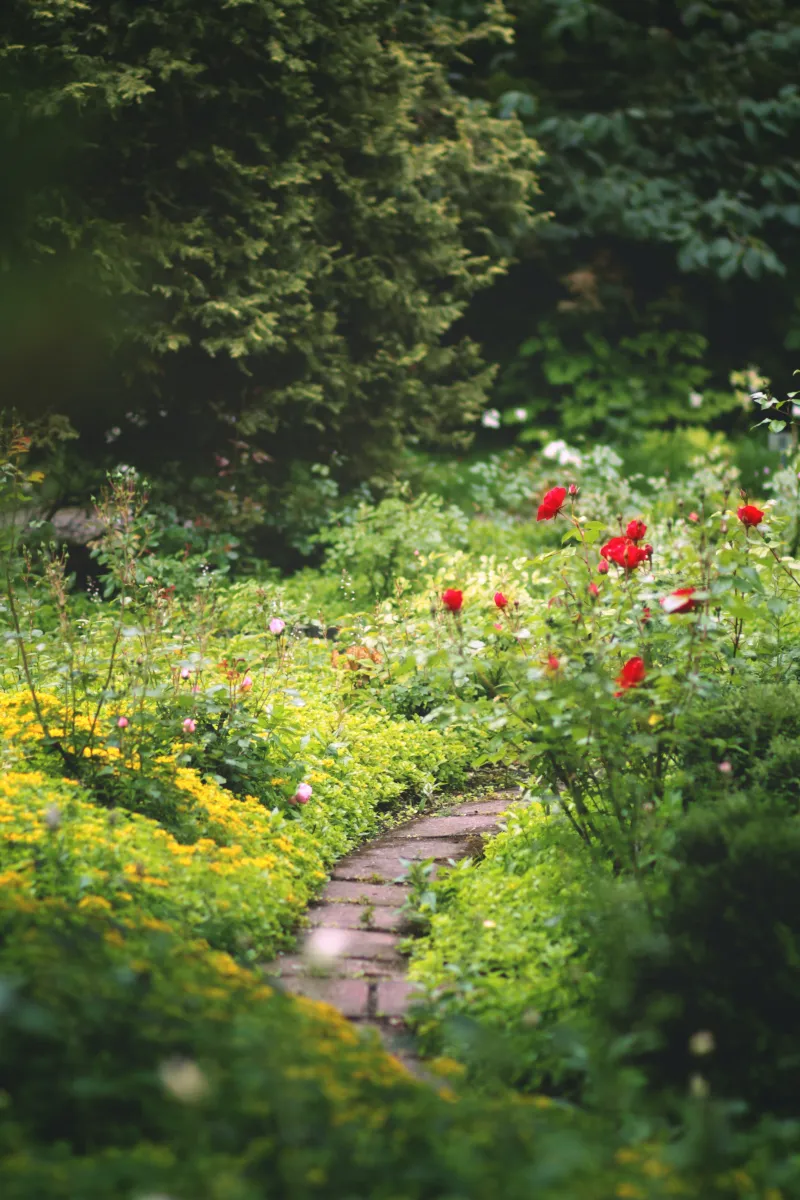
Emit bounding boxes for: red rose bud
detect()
[641,606,652,624]
[614,656,646,696]
[588,582,600,597]
[546,653,560,672]
[626,519,647,542]
[494,592,509,609]
[536,486,568,522]
[597,560,609,575]
[442,588,464,613]
[737,504,764,527]
[660,587,699,614]
[568,483,579,496]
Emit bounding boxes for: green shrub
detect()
[596,799,800,1115]
[407,805,605,1090]
[677,682,800,811]
[317,492,470,605]
[2,0,541,502]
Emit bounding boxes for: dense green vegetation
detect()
[4,0,800,1195]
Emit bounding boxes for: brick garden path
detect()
[263,789,522,1071]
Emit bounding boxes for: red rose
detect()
[546,653,560,672]
[600,536,649,570]
[536,486,568,522]
[660,587,698,615]
[614,656,646,695]
[626,519,647,542]
[442,588,463,613]
[494,591,509,609]
[737,504,764,527]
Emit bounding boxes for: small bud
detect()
[568,483,579,496]
[159,1058,209,1103]
[44,805,61,831]
[689,1031,715,1057]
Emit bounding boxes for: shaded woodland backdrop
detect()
[2,0,800,552]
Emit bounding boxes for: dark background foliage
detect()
[437,0,800,430]
[0,0,540,523]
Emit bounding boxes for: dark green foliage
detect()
[677,682,800,810]
[597,800,800,1115]
[1,0,541,500]
[438,0,800,431]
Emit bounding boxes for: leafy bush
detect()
[595,799,800,1116]
[317,492,470,605]
[2,0,541,504]
[677,682,800,811]
[437,0,800,436]
[407,805,604,1090]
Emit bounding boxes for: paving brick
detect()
[301,927,401,961]
[321,880,409,906]
[308,904,404,932]
[395,814,500,839]
[446,799,518,816]
[332,838,464,882]
[279,977,370,1017]
[375,980,421,1017]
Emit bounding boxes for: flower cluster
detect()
[600,520,652,571]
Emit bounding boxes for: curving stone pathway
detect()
[263,788,523,1070]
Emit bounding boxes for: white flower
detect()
[481,409,501,429]
[689,391,703,409]
[159,1058,209,1103]
[543,439,583,467]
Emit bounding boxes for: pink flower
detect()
[240,675,253,692]
[536,486,567,522]
[494,592,509,609]
[180,666,191,679]
[182,717,197,734]
[688,512,700,523]
[291,782,313,805]
[116,716,129,729]
[718,760,732,774]
[493,622,503,631]
[269,617,286,635]
[442,588,463,613]
[568,483,579,496]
